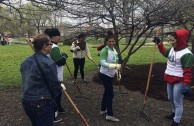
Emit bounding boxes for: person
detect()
[98,31,121,122]
[44,28,68,120]
[153,29,194,126]
[97,44,105,56]
[20,34,62,126]
[70,32,92,82]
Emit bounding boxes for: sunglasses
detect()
[47,43,53,45]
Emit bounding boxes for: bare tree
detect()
[52,0,194,67]
[1,0,194,68]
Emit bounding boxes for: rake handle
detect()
[117,70,121,90]
[61,84,89,126]
[143,44,157,104]
[80,48,99,68]
[65,63,83,95]
[25,39,34,51]
[143,29,159,104]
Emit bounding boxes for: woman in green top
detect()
[99,31,121,122]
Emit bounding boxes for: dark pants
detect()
[55,92,62,110]
[22,99,54,126]
[73,58,85,80]
[99,73,114,116]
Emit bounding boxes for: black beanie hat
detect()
[77,32,86,39]
[44,28,60,38]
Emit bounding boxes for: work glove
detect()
[76,46,81,50]
[61,52,68,59]
[98,52,100,56]
[89,56,92,60]
[116,70,121,81]
[182,85,191,96]
[152,36,161,45]
[61,83,66,91]
[109,64,121,70]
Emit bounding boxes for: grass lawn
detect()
[0,42,168,87]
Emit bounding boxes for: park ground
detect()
[0,63,194,126]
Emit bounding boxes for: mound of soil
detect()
[122,63,194,101]
[93,63,194,101]
[1,63,194,126]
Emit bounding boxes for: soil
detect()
[0,63,194,126]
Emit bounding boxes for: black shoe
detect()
[171,120,179,126]
[58,107,68,114]
[164,113,175,120]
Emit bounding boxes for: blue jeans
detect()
[22,99,54,126]
[99,73,114,116]
[167,83,183,123]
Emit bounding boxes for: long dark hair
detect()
[104,31,115,44]
[171,32,177,40]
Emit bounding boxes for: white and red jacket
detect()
[158,29,194,85]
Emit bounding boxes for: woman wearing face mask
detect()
[98,31,121,122]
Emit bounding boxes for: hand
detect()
[61,53,68,59]
[116,70,121,81]
[152,36,161,45]
[109,64,121,70]
[182,85,191,96]
[89,57,92,60]
[61,83,66,91]
[115,64,121,70]
[76,46,80,50]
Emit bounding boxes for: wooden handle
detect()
[61,84,89,126]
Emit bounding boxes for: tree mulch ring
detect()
[1,63,194,126]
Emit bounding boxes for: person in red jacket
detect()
[153,29,194,126]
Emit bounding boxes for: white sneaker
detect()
[99,110,107,115]
[53,117,62,123]
[106,115,120,122]
[55,110,58,118]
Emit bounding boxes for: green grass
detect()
[121,45,167,65]
[0,42,167,87]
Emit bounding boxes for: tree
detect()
[1,0,194,69]
[47,0,194,67]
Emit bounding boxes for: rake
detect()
[65,63,83,96]
[139,30,158,121]
[61,84,90,126]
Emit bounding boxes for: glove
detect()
[61,83,66,91]
[109,64,121,70]
[61,53,68,59]
[152,36,161,45]
[89,57,92,60]
[76,46,80,50]
[116,70,121,81]
[182,85,191,96]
